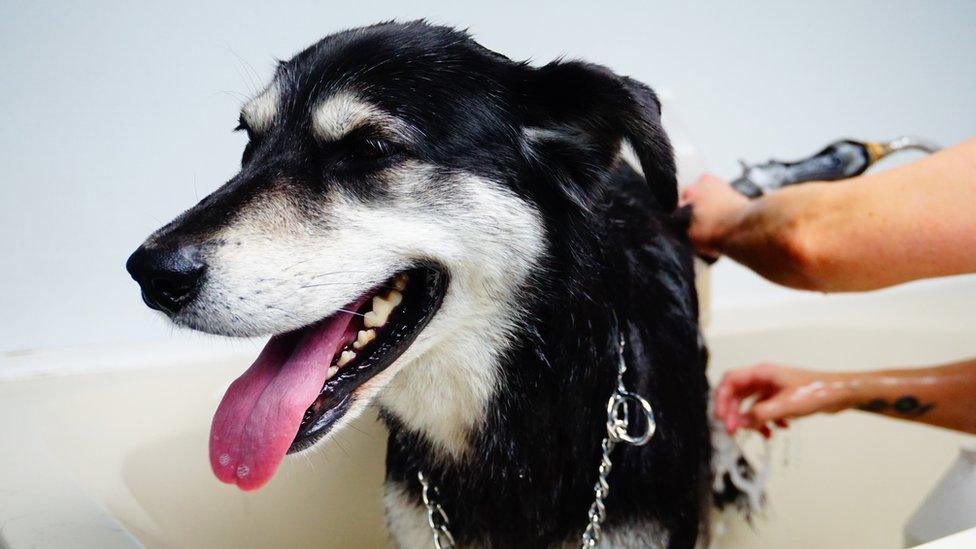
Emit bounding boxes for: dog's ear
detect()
[522,61,677,211]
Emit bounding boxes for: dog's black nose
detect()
[126,245,206,315]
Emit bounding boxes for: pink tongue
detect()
[209,311,356,491]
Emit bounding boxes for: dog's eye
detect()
[234,119,255,140]
[348,137,400,162]
[235,118,259,165]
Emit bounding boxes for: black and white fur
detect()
[134,21,745,548]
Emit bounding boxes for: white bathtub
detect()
[1,277,974,548]
[0,346,390,548]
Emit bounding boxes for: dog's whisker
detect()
[297,281,362,289]
[332,438,351,460]
[304,269,376,280]
[342,423,372,438]
[216,89,251,103]
[221,42,261,95]
[298,282,399,292]
[264,305,304,322]
[282,257,317,272]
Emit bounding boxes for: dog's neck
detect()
[380,296,624,545]
[376,319,518,459]
[378,173,712,547]
[378,268,668,545]
[375,264,540,459]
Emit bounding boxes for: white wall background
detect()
[1,0,974,354]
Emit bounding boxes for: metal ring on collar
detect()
[606,391,656,446]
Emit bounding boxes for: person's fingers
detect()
[729,382,788,434]
[715,379,731,418]
[723,388,757,434]
[680,174,730,209]
[731,410,762,435]
[725,404,737,434]
[749,398,783,423]
[683,173,752,255]
[716,364,820,436]
[716,367,783,432]
[751,391,813,423]
[727,395,742,433]
[696,173,726,187]
[730,364,781,386]
[750,385,783,427]
[716,371,757,415]
[750,362,787,383]
[721,380,750,412]
[719,370,763,398]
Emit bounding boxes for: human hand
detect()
[714,363,855,438]
[679,174,750,257]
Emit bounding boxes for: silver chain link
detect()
[580,334,656,547]
[418,470,456,549]
[579,436,616,547]
[419,331,655,549]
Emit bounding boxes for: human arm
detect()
[714,358,976,436]
[682,138,976,291]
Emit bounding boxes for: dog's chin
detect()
[206,265,448,491]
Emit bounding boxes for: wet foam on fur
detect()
[709,400,771,518]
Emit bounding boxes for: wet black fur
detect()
[152,20,720,548]
[383,159,712,547]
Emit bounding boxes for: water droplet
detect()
[237,465,249,478]
[218,453,230,466]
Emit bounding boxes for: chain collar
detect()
[418,328,656,548]
[417,470,457,549]
[580,332,656,547]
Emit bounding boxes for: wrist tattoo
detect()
[857,396,934,416]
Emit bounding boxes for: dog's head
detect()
[126,21,675,490]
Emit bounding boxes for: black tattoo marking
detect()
[857,395,935,416]
[859,399,888,412]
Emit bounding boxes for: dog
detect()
[127,21,745,548]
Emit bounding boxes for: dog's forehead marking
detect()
[311,91,405,141]
[241,84,280,133]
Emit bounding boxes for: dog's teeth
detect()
[337,350,356,367]
[364,311,380,328]
[393,274,408,291]
[326,366,339,379]
[364,290,402,328]
[353,329,376,350]
[372,295,394,317]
